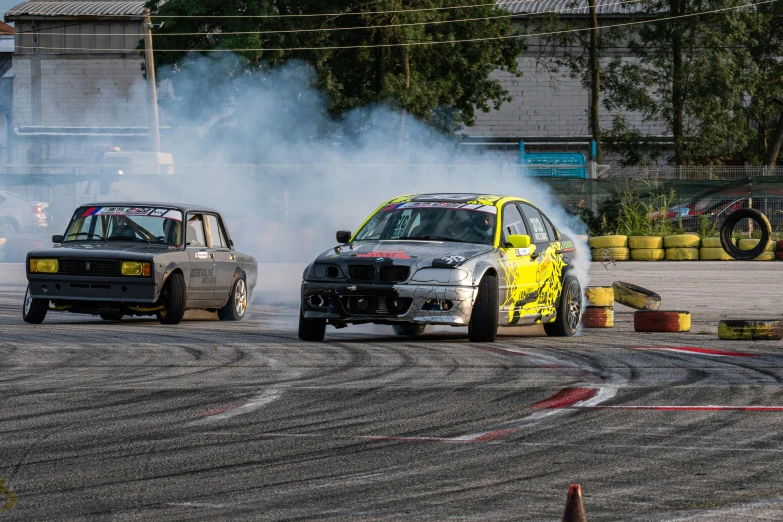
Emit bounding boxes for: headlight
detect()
[121,261,151,276]
[29,258,59,273]
[410,268,468,284]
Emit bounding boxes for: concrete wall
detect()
[10,53,149,164]
[467,55,668,139]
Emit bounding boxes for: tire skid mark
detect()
[634,346,760,357]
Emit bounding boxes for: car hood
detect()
[30,241,178,259]
[316,240,495,268]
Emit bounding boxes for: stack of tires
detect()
[664,234,700,260]
[700,237,735,261]
[737,238,776,261]
[628,236,665,261]
[583,286,614,328]
[589,235,629,261]
[0,237,6,262]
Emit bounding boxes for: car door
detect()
[204,213,235,304]
[518,203,561,312]
[497,203,538,325]
[185,213,216,305]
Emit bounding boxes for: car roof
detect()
[383,193,532,206]
[79,202,223,215]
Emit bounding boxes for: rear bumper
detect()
[301,281,477,326]
[27,274,158,303]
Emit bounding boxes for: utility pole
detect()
[143,8,161,153]
[588,0,602,165]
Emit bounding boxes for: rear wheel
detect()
[393,324,426,336]
[156,272,186,325]
[468,273,499,342]
[298,308,326,341]
[544,273,582,337]
[99,313,123,321]
[218,277,247,321]
[23,284,48,324]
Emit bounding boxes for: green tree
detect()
[145,0,525,134]
[602,0,757,165]
[745,1,783,166]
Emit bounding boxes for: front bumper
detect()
[301,281,478,326]
[27,274,158,303]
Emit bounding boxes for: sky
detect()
[0,0,17,25]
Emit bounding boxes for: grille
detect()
[341,296,412,316]
[379,266,410,283]
[348,265,375,281]
[58,258,119,277]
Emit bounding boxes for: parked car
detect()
[23,202,257,324]
[653,196,783,233]
[0,190,49,237]
[299,193,582,342]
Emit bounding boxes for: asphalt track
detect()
[2,261,783,521]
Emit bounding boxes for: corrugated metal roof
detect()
[6,1,145,18]
[497,0,645,16]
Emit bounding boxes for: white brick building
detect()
[5,1,150,166]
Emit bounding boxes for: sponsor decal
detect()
[356,251,409,259]
[440,255,465,265]
[347,286,357,291]
[388,202,497,214]
[190,267,216,285]
[82,207,183,221]
[195,251,208,260]
[515,248,531,257]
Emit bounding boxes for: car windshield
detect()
[64,206,183,245]
[354,203,497,245]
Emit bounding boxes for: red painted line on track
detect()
[532,388,597,409]
[634,346,758,357]
[198,404,238,417]
[470,429,516,442]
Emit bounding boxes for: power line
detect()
[12,0,772,53]
[10,0,644,38]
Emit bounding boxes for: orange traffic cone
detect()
[562,483,587,522]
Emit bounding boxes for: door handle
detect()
[209,253,214,259]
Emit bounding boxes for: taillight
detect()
[31,203,46,215]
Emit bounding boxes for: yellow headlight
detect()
[29,258,58,273]
[121,261,150,276]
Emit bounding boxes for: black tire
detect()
[720,208,771,260]
[99,313,123,321]
[218,277,248,321]
[544,273,583,337]
[392,324,426,336]
[23,284,48,324]
[298,308,326,342]
[468,272,499,342]
[156,272,186,325]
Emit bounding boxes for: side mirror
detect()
[336,230,352,244]
[52,234,63,243]
[506,234,531,249]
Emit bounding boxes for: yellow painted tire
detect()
[737,238,775,252]
[718,320,783,341]
[576,235,589,243]
[585,286,614,307]
[589,235,628,249]
[699,247,733,261]
[665,247,699,261]
[630,248,665,261]
[582,306,614,328]
[592,247,630,261]
[701,237,736,248]
[753,251,776,261]
[613,281,661,311]
[628,236,663,249]
[634,311,691,333]
[663,234,701,248]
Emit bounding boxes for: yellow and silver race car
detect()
[299,193,582,342]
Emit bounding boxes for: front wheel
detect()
[218,277,248,321]
[298,309,326,341]
[544,273,582,337]
[156,272,186,325]
[468,273,499,342]
[23,284,49,324]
